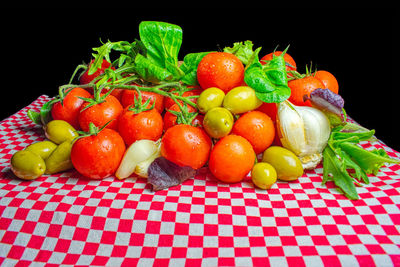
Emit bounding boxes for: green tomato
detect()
[203,107,234,139]
[44,120,78,144]
[45,140,74,174]
[11,150,46,180]
[223,86,262,114]
[25,140,57,160]
[251,162,277,189]
[262,146,303,181]
[197,87,225,114]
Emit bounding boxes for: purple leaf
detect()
[148,157,197,191]
[306,88,345,116]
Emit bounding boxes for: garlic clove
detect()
[277,101,331,170]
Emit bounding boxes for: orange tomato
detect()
[232,111,275,155]
[208,135,255,183]
[314,70,339,94]
[197,52,244,93]
[161,124,212,170]
[288,76,324,106]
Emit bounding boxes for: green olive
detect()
[197,87,226,114]
[25,140,57,160]
[261,146,303,181]
[44,120,78,144]
[251,162,277,189]
[45,140,74,174]
[223,86,262,114]
[11,150,46,180]
[203,107,234,139]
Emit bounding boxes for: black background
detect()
[2,9,397,149]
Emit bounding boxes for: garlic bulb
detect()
[277,101,331,169]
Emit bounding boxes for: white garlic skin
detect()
[277,101,331,169]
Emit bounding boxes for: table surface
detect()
[1,96,400,267]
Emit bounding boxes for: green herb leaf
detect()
[338,142,400,175]
[323,146,359,200]
[321,122,400,200]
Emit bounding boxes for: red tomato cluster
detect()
[53,51,339,183]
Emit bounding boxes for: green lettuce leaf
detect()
[244,47,291,103]
[224,40,254,65]
[179,51,211,86]
[138,21,184,81]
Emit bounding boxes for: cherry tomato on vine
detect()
[121,90,164,114]
[71,125,126,179]
[78,94,123,132]
[51,87,91,129]
[80,59,113,85]
[161,124,212,170]
[163,87,201,110]
[118,106,163,146]
[163,103,197,130]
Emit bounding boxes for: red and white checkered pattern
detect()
[1,96,400,266]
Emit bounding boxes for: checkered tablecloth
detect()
[1,95,400,266]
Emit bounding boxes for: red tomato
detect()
[71,127,126,179]
[121,90,164,114]
[78,94,123,132]
[118,106,163,146]
[163,87,201,110]
[79,59,113,85]
[161,124,212,169]
[288,76,324,106]
[260,51,297,77]
[163,103,197,130]
[51,87,91,129]
[197,52,244,93]
[256,102,278,122]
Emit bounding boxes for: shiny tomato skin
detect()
[121,90,164,114]
[161,124,212,170]
[288,76,324,106]
[163,103,197,130]
[208,134,255,183]
[314,70,339,94]
[197,52,244,93]
[71,128,126,179]
[51,87,91,129]
[118,107,163,146]
[78,94,123,132]
[80,59,112,85]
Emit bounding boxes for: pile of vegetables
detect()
[10,21,399,200]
